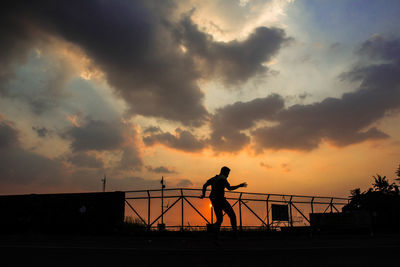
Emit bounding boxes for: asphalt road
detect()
[1,232,399,266]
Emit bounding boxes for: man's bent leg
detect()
[222,199,237,232]
[211,199,223,232]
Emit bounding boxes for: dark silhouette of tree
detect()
[372,175,399,194]
[343,170,400,231]
[396,164,400,181]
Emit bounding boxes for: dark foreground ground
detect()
[0,231,399,266]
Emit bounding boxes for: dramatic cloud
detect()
[0,148,67,186]
[146,165,177,174]
[143,127,207,152]
[252,97,390,151]
[61,118,143,170]
[7,52,77,115]
[357,35,400,63]
[32,126,51,138]
[0,116,150,192]
[260,162,272,170]
[176,179,193,187]
[62,119,126,152]
[141,34,400,153]
[0,0,292,126]
[252,36,400,151]
[66,152,103,169]
[0,116,66,185]
[143,126,163,134]
[120,146,143,171]
[128,95,285,153]
[0,118,19,149]
[189,36,400,152]
[1,0,207,126]
[280,163,291,173]
[175,14,292,85]
[0,8,40,93]
[210,94,284,152]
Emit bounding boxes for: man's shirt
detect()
[206,174,230,200]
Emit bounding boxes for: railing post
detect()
[266,194,270,230]
[147,190,151,230]
[239,193,243,232]
[330,198,333,213]
[180,189,184,231]
[311,197,314,214]
[161,179,164,225]
[289,196,293,227]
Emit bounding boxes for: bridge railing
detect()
[124,188,349,231]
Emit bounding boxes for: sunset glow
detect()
[1,0,399,202]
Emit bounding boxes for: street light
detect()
[210,203,213,224]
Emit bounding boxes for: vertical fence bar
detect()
[147,190,151,230]
[289,196,293,227]
[266,194,270,229]
[239,193,243,232]
[180,189,184,231]
[330,198,333,213]
[161,180,164,225]
[311,197,314,214]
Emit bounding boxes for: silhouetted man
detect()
[200,166,247,234]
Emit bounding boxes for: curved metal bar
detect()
[124,188,349,200]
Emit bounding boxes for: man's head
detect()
[220,166,230,177]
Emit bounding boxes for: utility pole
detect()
[161,176,165,224]
[101,174,106,192]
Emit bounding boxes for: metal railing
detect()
[124,188,349,231]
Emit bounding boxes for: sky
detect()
[1,0,400,198]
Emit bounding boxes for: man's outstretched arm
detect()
[226,182,247,191]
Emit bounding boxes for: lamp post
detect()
[210,203,213,224]
[206,203,214,232]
